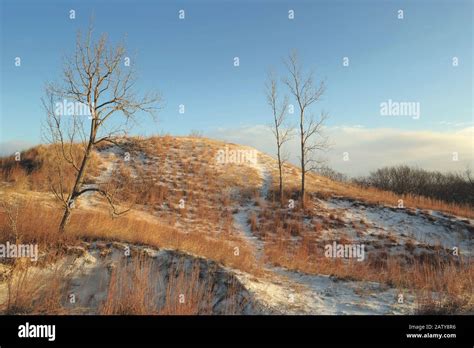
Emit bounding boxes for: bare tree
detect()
[357,165,474,206]
[266,71,292,205]
[43,25,161,233]
[283,51,328,209]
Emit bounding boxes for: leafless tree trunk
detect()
[283,51,328,209]
[266,72,292,205]
[43,25,161,233]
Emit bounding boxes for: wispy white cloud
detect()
[438,121,474,127]
[207,125,474,177]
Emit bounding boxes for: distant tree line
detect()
[353,165,474,206]
[316,166,348,183]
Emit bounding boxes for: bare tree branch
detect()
[282,51,329,209]
[43,24,161,232]
[266,70,293,204]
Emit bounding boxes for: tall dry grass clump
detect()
[0,196,72,248]
[100,255,158,315]
[2,260,69,314]
[100,256,246,315]
[159,260,212,315]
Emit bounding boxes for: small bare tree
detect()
[266,71,292,205]
[283,51,328,209]
[43,25,161,233]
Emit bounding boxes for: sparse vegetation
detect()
[0,135,472,315]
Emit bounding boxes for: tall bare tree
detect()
[283,51,328,209]
[266,71,292,205]
[43,26,161,233]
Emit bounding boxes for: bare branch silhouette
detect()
[43,24,161,232]
[283,51,328,208]
[266,70,293,205]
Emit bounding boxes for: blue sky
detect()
[0,0,472,174]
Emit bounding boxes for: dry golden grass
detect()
[0,193,260,275]
[2,136,472,220]
[1,249,246,315]
[1,259,68,314]
[100,255,158,315]
[266,159,473,219]
[0,143,101,193]
[102,136,264,240]
[101,252,247,315]
[158,260,212,315]
[0,194,72,247]
[264,236,473,313]
[1,135,472,315]
[69,210,260,275]
[305,173,474,219]
[255,197,473,313]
